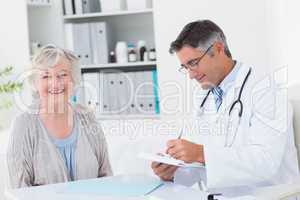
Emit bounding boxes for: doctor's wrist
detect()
[197,145,205,163]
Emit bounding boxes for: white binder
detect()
[89,22,111,64]
[116,72,131,115]
[74,0,83,14]
[99,71,110,115]
[100,0,127,12]
[65,23,93,65]
[132,70,158,115]
[106,72,120,114]
[64,0,74,15]
[126,72,137,115]
[82,0,101,13]
[134,71,147,115]
[143,70,156,114]
[82,72,100,114]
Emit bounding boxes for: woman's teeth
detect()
[48,89,64,94]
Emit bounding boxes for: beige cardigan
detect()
[7,105,113,189]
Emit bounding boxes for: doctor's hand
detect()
[151,162,178,181]
[166,139,205,163]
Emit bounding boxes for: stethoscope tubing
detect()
[200,67,252,117]
[199,67,252,147]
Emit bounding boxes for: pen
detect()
[164,128,184,158]
[162,128,183,157]
[177,128,183,139]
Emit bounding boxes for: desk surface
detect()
[5,183,206,200]
[4,176,255,200]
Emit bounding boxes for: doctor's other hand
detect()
[151,162,178,181]
[166,139,205,163]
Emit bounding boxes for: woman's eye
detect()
[42,75,49,79]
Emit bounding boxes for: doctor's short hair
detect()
[169,19,232,58]
[28,44,81,89]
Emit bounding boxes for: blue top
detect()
[212,61,241,110]
[38,116,79,181]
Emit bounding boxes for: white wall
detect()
[0,1,30,198]
[153,0,270,119]
[0,0,31,123]
[0,1,30,71]
[28,0,65,49]
[287,0,300,86]
[265,0,287,70]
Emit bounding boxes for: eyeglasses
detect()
[178,44,213,74]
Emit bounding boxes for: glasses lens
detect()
[179,67,188,74]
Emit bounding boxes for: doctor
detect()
[151,20,299,194]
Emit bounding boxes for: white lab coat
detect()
[174,62,299,196]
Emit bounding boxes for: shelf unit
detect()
[98,114,160,120]
[27,0,52,7]
[63,8,156,56]
[63,9,153,19]
[81,61,156,69]
[26,0,159,119]
[63,1,158,119]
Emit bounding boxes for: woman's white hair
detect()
[28,44,81,92]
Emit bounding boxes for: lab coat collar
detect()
[218,62,251,114]
[232,61,251,89]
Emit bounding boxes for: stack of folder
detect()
[65,21,111,65]
[63,0,101,15]
[81,69,160,116]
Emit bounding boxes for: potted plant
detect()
[0,66,22,130]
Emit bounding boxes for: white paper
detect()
[138,152,204,168]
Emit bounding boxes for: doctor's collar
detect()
[215,60,240,94]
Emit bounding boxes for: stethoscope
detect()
[198,67,252,146]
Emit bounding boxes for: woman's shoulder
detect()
[12,102,40,125]
[9,111,40,143]
[12,111,38,128]
[73,104,97,121]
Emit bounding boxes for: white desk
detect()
[5,183,205,200]
[4,176,255,200]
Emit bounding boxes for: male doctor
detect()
[151,20,299,195]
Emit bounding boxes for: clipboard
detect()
[138,152,204,168]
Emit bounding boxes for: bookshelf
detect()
[27,0,52,7]
[26,0,159,119]
[81,61,156,69]
[63,9,153,19]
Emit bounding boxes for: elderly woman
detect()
[7,45,112,188]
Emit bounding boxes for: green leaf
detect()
[0,66,13,77]
[0,66,23,110]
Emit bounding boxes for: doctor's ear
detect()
[212,42,225,56]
